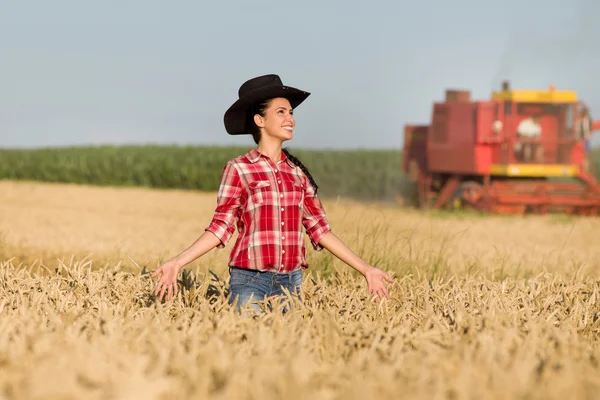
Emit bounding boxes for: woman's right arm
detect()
[170,231,223,270]
[152,162,243,301]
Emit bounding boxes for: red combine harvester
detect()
[403,81,600,215]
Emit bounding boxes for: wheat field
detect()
[1,180,600,399]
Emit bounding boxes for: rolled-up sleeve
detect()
[301,178,331,251]
[205,162,242,248]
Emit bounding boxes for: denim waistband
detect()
[229,266,301,275]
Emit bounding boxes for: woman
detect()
[152,74,393,311]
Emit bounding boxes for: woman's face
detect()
[255,97,295,143]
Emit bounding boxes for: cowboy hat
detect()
[224,74,310,135]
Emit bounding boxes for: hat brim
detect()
[224,85,310,135]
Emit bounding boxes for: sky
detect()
[2,0,600,150]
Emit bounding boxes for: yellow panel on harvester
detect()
[489,164,580,177]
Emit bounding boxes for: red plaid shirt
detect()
[205,148,331,273]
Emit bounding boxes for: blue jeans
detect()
[228,267,303,314]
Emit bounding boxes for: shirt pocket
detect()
[290,180,306,209]
[248,180,271,206]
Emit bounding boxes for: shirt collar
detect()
[245,148,262,163]
[245,148,296,168]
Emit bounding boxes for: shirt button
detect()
[281,207,284,211]
[278,180,281,184]
[280,194,283,198]
[281,221,284,225]
[282,250,286,254]
[282,236,285,240]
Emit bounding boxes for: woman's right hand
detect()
[152,259,182,302]
[149,231,223,302]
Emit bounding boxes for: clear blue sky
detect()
[2,0,599,149]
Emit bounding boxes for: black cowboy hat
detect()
[224,74,310,135]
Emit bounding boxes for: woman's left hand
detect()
[364,267,394,301]
[316,232,394,302]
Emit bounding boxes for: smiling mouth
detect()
[283,127,294,132]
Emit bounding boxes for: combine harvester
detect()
[403,81,600,215]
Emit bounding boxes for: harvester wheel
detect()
[451,181,491,212]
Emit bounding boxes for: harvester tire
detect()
[451,181,490,212]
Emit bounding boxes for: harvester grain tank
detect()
[402,81,600,215]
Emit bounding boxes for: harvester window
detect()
[565,104,574,132]
[516,103,558,115]
[511,102,575,164]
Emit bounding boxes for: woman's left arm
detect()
[299,176,393,301]
[318,231,394,301]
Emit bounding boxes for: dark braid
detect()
[282,148,319,194]
[246,98,319,194]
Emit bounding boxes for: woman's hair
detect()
[246,98,319,194]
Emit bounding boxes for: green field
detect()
[0,145,598,202]
[0,145,407,202]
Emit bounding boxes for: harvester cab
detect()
[489,81,596,173]
[402,81,600,215]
